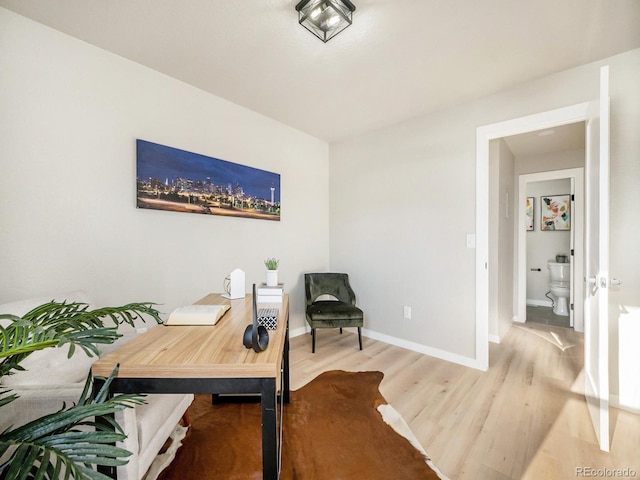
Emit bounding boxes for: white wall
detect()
[515,148,585,176]
[488,139,515,342]
[0,8,330,332]
[496,140,515,340]
[525,179,571,305]
[329,102,479,363]
[329,46,640,405]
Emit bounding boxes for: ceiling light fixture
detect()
[295,0,356,43]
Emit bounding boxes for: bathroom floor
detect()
[526,305,571,329]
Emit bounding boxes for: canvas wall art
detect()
[136,140,281,221]
[526,197,534,231]
[541,194,570,231]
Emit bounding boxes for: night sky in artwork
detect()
[136,140,280,203]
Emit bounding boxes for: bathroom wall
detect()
[525,178,571,305]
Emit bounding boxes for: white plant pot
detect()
[266,270,278,287]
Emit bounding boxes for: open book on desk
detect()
[164,304,230,326]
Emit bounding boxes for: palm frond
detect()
[0,301,162,478]
[0,301,162,379]
[14,300,161,329]
[0,389,18,411]
[0,367,145,480]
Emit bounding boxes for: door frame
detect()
[475,102,591,370]
[516,168,584,332]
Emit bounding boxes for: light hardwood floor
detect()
[289,324,640,480]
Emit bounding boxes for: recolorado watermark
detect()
[576,467,638,477]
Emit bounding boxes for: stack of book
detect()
[256,283,284,303]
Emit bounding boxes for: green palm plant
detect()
[0,300,163,480]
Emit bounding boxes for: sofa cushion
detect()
[0,291,93,320]
[1,344,94,386]
[0,291,96,386]
[0,384,85,432]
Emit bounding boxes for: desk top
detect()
[91,294,288,380]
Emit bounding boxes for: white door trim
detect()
[476,102,590,370]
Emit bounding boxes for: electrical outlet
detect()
[403,306,412,319]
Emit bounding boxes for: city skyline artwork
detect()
[136,139,281,221]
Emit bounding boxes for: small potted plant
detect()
[264,258,279,286]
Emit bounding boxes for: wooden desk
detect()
[92,293,290,480]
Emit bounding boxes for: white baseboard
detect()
[527,299,553,308]
[362,328,482,370]
[610,394,640,415]
[290,326,308,338]
[290,325,482,370]
[488,334,500,344]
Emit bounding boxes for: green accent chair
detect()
[304,273,364,353]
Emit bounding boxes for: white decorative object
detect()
[257,283,284,303]
[222,268,245,299]
[264,258,279,287]
[266,269,278,287]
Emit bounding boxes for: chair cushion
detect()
[306,301,363,328]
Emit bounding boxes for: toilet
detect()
[547,261,570,316]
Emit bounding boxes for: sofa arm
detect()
[115,406,139,480]
[116,393,194,480]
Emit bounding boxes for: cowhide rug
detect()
[154,370,447,480]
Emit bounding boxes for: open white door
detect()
[569,177,575,328]
[584,66,610,452]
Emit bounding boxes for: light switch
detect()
[466,234,476,249]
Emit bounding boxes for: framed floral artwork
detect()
[526,197,534,231]
[541,194,570,231]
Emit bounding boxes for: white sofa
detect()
[0,291,194,480]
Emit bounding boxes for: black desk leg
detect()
[283,322,290,404]
[261,378,278,480]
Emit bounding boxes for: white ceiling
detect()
[1,0,639,144]
[503,122,586,157]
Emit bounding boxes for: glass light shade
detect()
[296,0,356,43]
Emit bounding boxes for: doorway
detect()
[476,67,611,451]
[475,101,591,371]
[516,168,585,333]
